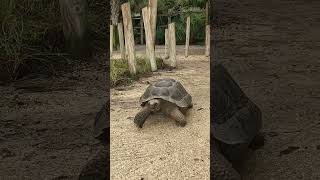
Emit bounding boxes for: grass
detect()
[110,57,168,87]
[0,0,109,82]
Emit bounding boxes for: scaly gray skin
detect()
[212,140,242,180]
[134,99,188,128]
[211,133,265,180]
[78,147,108,180]
[217,132,265,164]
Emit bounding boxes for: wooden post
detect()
[205,1,209,25]
[164,28,169,59]
[142,7,157,71]
[140,17,144,44]
[117,22,126,59]
[111,0,121,25]
[205,1,210,57]
[205,25,210,57]
[110,24,114,57]
[148,0,158,46]
[185,16,191,57]
[121,2,136,75]
[59,0,90,57]
[168,16,171,24]
[168,23,176,68]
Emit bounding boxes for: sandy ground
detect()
[214,0,320,179]
[0,60,108,179]
[110,46,210,179]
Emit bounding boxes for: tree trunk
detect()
[59,0,90,57]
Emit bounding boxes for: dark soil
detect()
[0,57,108,179]
[213,0,320,179]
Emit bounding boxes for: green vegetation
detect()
[111,57,167,87]
[155,12,206,45]
[0,0,108,81]
[126,0,207,45]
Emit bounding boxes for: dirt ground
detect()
[214,0,320,179]
[110,46,210,179]
[0,59,108,179]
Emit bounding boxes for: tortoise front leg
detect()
[167,107,187,127]
[134,105,151,128]
[79,147,109,180]
[211,150,241,180]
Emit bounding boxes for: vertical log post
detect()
[59,0,90,57]
[205,25,210,57]
[121,2,136,75]
[148,0,158,46]
[140,17,144,45]
[117,22,126,60]
[205,1,210,56]
[168,23,176,68]
[164,28,169,59]
[142,7,157,71]
[110,24,114,57]
[205,1,209,25]
[185,16,191,57]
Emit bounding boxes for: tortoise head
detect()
[148,99,161,112]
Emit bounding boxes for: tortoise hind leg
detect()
[211,151,241,180]
[79,148,109,180]
[249,132,265,150]
[168,107,187,127]
[134,106,151,128]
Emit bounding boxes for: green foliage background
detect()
[129,0,207,45]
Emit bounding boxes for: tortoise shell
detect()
[211,63,262,145]
[139,79,192,108]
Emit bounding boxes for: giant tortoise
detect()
[211,63,264,180]
[134,78,193,128]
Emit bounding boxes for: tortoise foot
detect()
[175,120,187,127]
